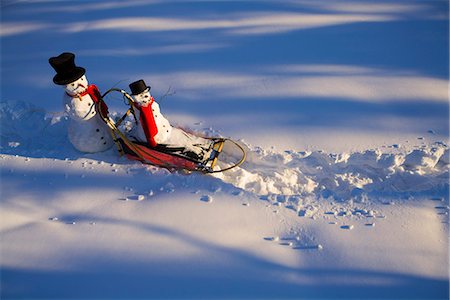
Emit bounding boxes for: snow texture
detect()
[1,0,449,299]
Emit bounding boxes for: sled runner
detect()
[97,88,246,173]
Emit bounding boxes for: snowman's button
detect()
[101,137,104,140]
[103,142,107,145]
[96,129,100,132]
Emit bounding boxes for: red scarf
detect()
[134,97,158,147]
[66,84,109,117]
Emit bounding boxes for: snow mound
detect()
[0,100,72,157]
[217,143,449,200]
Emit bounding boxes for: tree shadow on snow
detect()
[1,214,448,299]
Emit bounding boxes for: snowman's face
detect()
[64,75,88,95]
[134,89,152,107]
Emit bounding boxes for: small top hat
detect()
[129,79,151,95]
[49,52,86,85]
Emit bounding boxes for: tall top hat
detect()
[49,52,86,85]
[129,79,151,95]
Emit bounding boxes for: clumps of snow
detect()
[125,194,145,201]
[298,205,318,218]
[350,188,369,203]
[435,205,449,210]
[403,146,446,173]
[232,190,245,196]
[292,244,324,250]
[340,225,354,230]
[431,197,444,202]
[438,148,449,165]
[280,241,294,246]
[162,182,176,193]
[337,174,373,190]
[8,142,20,148]
[217,141,449,202]
[266,231,324,251]
[200,195,213,203]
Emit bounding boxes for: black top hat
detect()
[129,79,151,95]
[49,52,86,85]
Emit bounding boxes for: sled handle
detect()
[204,138,247,174]
[102,88,135,103]
[102,88,138,124]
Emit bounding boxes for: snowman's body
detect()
[129,88,213,162]
[130,100,172,145]
[63,76,113,153]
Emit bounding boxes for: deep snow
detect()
[1,0,449,299]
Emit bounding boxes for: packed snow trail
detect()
[1,101,449,203]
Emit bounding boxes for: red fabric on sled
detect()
[126,142,198,171]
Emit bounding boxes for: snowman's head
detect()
[134,88,152,107]
[64,75,88,95]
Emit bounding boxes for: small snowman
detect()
[128,79,213,162]
[49,52,113,153]
[128,79,172,147]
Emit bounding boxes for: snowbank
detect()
[219,142,449,198]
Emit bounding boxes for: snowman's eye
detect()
[71,83,75,86]
[144,95,149,98]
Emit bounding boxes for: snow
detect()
[1,0,449,299]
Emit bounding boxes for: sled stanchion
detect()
[116,108,132,127]
[210,139,225,170]
[110,130,124,156]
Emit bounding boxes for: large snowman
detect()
[49,52,113,153]
[128,79,213,162]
